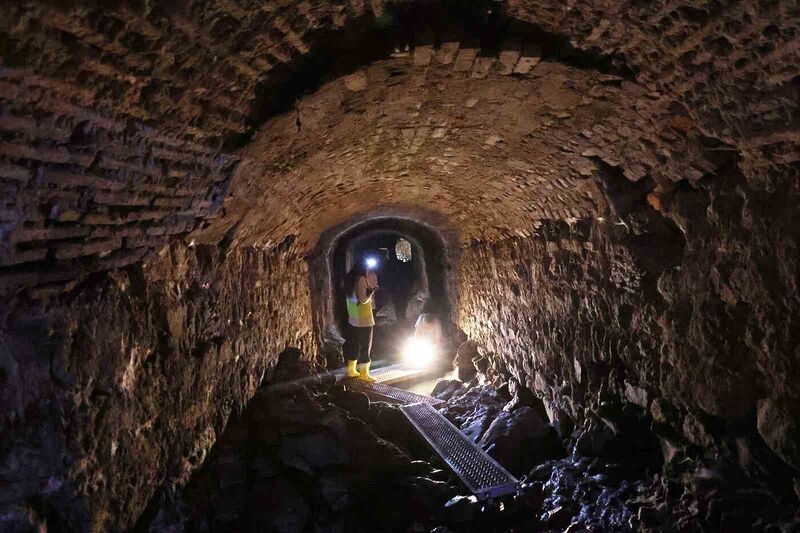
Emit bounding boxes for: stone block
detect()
[0,141,70,164]
[95,247,148,270]
[56,210,83,222]
[176,187,207,197]
[471,56,496,79]
[436,42,460,64]
[45,170,127,191]
[453,48,479,72]
[132,183,170,194]
[125,234,170,249]
[344,71,368,92]
[497,50,521,75]
[413,45,434,67]
[150,147,194,163]
[27,279,79,299]
[147,226,167,236]
[512,45,542,75]
[125,210,166,223]
[14,226,90,242]
[91,226,141,239]
[94,191,152,207]
[55,238,122,260]
[0,163,32,182]
[84,213,119,225]
[153,197,191,208]
[0,248,48,266]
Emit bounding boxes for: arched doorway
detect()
[335,230,420,358]
[332,220,450,361]
[309,216,455,367]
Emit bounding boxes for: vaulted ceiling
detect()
[1,0,797,292]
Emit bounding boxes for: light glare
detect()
[402,337,437,368]
[365,256,378,269]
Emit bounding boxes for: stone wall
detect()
[0,242,315,531]
[0,68,238,297]
[457,161,800,477]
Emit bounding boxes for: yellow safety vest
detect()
[347,292,374,327]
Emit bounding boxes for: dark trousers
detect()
[345,324,373,364]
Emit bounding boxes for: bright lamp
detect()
[402,337,437,368]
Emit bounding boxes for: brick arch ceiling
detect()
[6,0,793,144]
[0,1,796,289]
[197,46,702,249]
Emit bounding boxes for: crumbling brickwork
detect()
[1,243,314,531]
[207,41,724,250]
[3,0,797,277]
[0,71,236,297]
[457,158,800,477]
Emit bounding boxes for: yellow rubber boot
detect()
[358,362,376,382]
[346,359,360,379]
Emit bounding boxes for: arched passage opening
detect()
[336,231,427,327]
[332,221,450,361]
[309,214,457,369]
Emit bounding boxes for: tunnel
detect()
[311,216,455,368]
[0,1,799,532]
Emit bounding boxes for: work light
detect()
[402,337,437,368]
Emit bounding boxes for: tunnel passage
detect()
[336,230,426,360]
[1,1,799,531]
[310,216,455,367]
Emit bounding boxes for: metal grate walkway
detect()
[369,365,430,385]
[333,364,428,385]
[345,380,443,406]
[400,402,519,499]
[334,363,429,385]
[268,362,519,499]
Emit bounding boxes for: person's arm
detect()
[356,276,373,305]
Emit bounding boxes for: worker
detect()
[344,261,377,381]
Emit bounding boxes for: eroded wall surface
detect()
[458,163,800,475]
[0,243,314,531]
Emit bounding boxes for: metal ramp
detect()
[400,402,519,500]
[334,363,429,385]
[345,380,443,406]
[264,364,431,395]
[369,365,429,385]
[268,361,519,499]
